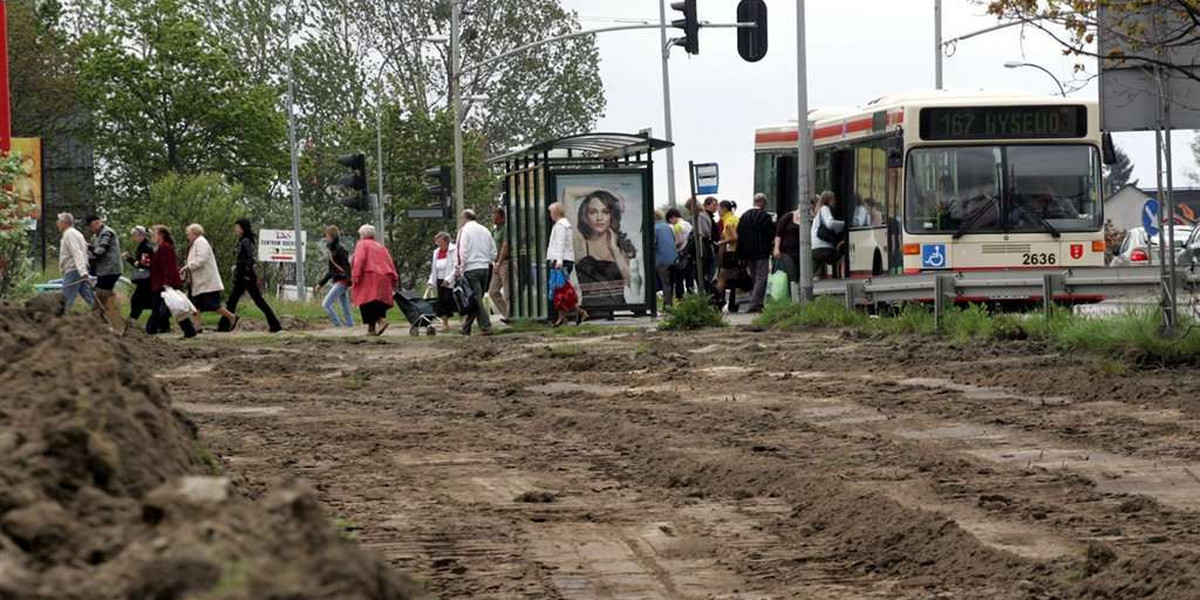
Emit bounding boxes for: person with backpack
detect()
[812,191,846,279]
[736,194,776,312]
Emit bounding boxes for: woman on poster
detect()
[573,190,637,307]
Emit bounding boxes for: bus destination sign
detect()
[920,105,1087,141]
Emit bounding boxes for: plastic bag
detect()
[768,268,790,302]
[547,268,568,303]
[161,287,197,319]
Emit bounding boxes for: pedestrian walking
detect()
[182,224,240,332]
[545,202,575,324]
[85,215,126,332]
[56,213,95,314]
[427,231,457,326]
[146,225,198,338]
[736,194,776,312]
[351,224,398,336]
[666,208,693,298]
[221,218,282,333]
[316,226,354,328]
[125,226,154,321]
[653,210,678,308]
[454,209,497,336]
[487,207,510,323]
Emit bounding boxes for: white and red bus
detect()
[754,91,1107,278]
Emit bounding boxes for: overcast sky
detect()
[557,0,1197,207]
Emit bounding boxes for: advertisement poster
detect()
[11,138,43,230]
[257,229,308,263]
[555,172,646,309]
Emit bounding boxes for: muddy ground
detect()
[156,325,1200,600]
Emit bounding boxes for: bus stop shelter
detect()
[492,133,674,321]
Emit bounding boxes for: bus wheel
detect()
[872,251,884,276]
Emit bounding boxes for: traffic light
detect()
[337,152,369,210]
[425,166,452,217]
[737,0,768,63]
[671,0,699,55]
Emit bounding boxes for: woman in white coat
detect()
[427,231,457,324]
[182,223,240,331]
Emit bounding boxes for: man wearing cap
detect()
[86,214,125,333]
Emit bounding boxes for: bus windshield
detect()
[905,145,1101,235]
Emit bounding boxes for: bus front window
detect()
[906,145,1101,235]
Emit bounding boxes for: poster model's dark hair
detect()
[576,189,637,259]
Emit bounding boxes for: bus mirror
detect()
[887,148,903,168]
[1101,132,1117,165]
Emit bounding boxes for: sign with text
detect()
[257,229,308,263]
[920,106,1088,141]
[693,163,719,195]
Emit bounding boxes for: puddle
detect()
[175,401,285,416]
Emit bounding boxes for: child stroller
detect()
[394,291,439,336]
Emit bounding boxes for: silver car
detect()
[1112,226,1196,267]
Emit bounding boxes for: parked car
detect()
[1181,226,1200,268]
[1111,226,1195,267]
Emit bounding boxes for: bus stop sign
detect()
[694,163,719,195]
[1142,198,1159,236]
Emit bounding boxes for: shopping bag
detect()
[768,267,790,302]
[161,287,197,319]
[553,280,579,314]
[547,268,568,303]
[452,276,475,314]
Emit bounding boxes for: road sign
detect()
[1142,198,1159,236]
[258,229,308,263]
[407,207,446,220]
[694,163,719,195]
[921,244,947,269]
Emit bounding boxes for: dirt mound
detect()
[0,308,416,600]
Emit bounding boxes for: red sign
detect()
[1070,244,1084,260]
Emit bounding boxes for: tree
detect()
[1104,144,1136,196]
[120,173,247,273]
[72,0,286,201]
[7,0,79,137]
[0,157,33,301]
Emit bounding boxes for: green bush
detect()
[660,293,725,331]
[754,297,867,330]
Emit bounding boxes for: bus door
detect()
[775,155,798,216]
[830,148,855,277]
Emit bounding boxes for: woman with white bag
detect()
[182,223,240,332]
[146,225,199,338]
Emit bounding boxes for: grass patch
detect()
[659,294,725,331]
[756,297,1200,366]
[195,442,223,475]
[332,517,361,541]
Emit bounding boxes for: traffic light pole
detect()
[0,0,11,153]
[374,107,385,239]
[451,0,466,221]
[795,0,814,304]
[658,0,679,208]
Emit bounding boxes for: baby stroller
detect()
[394,291,439,336]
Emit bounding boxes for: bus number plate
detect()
[1022,253,1057,266]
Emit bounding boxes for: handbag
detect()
[452,276,475,314]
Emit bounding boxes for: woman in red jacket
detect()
[351,224,398,336]
[146,225,197,338]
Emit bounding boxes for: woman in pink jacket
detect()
[351,224,398,336]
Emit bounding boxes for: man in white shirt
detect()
[57,212,96,314]
[454,209,497,336]
[545,202,574,323]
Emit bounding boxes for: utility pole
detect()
[934,0,943,90]
[451,0,466,220]
[0,0,11,153]
[286,1,305,300]
[796,0,814,303]
[374,107,386,240]
[658,0,679,208]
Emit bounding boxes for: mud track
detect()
[160,329,1200,600]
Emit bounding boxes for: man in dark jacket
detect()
[86,215,126,333]
[736,194,776,312]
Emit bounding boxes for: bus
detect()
[754,91,1107,278]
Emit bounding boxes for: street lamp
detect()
[372,35,450,240]
[1003,60,1067,97]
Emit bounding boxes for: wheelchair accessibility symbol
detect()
[921,244,948,269]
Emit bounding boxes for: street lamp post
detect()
[451,0,466,220]
[1003,61,1067,97]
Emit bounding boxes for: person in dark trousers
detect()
[773,209,802,284]
[220,218,282,333]
[125,226,155,321]
[736,193,776,312]
[86,215,125,333]
[146,225,197,338]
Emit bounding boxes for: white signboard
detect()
[257,229,308,263]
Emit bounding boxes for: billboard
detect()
[1098,4,1200,131]
[257,229,308,263]
[10,138,43,230]
[554,172,648,310]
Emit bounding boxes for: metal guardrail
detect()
[813,267,1198,307]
